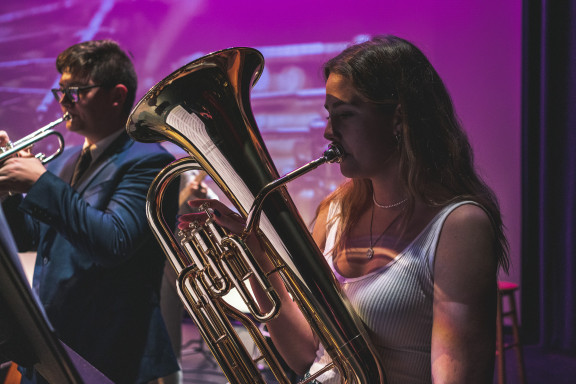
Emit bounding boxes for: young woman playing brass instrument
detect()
[179,35,509,384]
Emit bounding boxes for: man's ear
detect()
[111,84,128,109]
[392,104,403,136]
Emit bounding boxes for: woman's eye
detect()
[327,112,354,120]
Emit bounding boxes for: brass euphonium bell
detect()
[127,47,386,383]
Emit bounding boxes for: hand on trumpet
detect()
[0,129,47,197]
[0,130,8,148]
[0,130,35,159]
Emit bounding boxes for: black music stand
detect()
[0,206,112,384]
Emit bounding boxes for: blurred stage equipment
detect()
[0,113,69,164]
[127,47,386,383]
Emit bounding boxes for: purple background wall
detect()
[0,0,522,287]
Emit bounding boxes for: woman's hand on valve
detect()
[178,199,267,260]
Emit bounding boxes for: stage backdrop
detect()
[0,0,522,289]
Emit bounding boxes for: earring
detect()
[394,132,402,145]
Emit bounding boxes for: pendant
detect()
[366,248,374,259]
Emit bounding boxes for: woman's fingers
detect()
[177,212,208,230]
[181,199,245,234]
[179,199,267,267]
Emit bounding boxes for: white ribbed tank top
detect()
[308,201,476,384]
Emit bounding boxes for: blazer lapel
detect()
[73,132,133,194]
[48,147,82,184]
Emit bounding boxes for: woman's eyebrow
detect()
[324,100,351,110]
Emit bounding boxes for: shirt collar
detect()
[82,129,124,163]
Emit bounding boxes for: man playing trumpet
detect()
[0,39,179,384]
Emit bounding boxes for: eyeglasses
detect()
[51,84,101,103]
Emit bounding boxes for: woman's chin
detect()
[339,163,358,179]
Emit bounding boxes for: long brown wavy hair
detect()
[316,35,509,272]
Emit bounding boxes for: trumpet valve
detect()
[1,141,14,153]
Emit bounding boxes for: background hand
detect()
[178,180,208,207]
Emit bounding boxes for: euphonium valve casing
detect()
[127,47,386,383]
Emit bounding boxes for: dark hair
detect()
[56,39,137,115]
[319,35,509,272]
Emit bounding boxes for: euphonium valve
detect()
[128,47,386,383]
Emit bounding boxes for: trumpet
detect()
[0,113,69,164]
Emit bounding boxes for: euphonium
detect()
[0,113,69,164]
[127,47,386,383]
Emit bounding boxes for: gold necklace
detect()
[367,203,402,259]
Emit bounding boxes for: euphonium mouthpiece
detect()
[324,143,344,163]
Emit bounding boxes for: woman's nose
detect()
[323,120,334,141]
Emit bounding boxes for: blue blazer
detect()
[3,132,179,383]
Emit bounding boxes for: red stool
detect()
[496,281,527,384]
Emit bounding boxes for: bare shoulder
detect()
[435,203,497,298]
[442,203,494,241]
